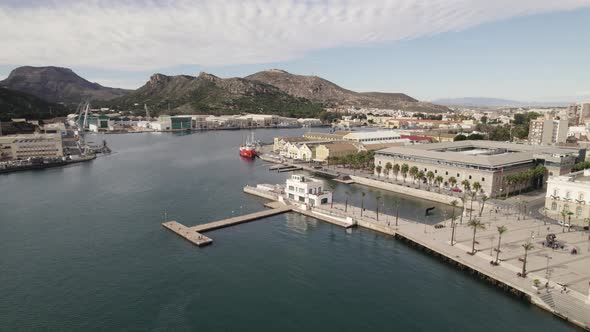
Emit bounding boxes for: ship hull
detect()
[239,148,256,159]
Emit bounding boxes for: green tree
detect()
[520,242,535,277]
[469,191,477,222]
[459,195,467,225]
[375,195,381,221]
[468,218,486,254]
[435,175,444,192]
[479,195,489,217]
[454,134,468,141]
[328,183,336,209]
[450,200,459,246]
[560,208,573,233]
[426,171,435,186]
[361,192,366,217]
[401,164,409,183]
[461,179,471,192]
[449,176,457,188]
[409,166,419,184]
[392,163,400,181]
[385,162,393,179]
[375,165,382,177]
[472,181,481,193]
[344,191,350,213]
[494,226,508,265]
[416,171,424,188]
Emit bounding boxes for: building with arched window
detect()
[545,169,590,223]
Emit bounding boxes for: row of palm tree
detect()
[377,162,487,195]
[328,151,376,170]
[504,165,546,199]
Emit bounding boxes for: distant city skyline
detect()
[1,0,590,102]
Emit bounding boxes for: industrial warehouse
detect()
[374,140,585,197]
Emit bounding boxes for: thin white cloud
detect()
[0,0,589,70]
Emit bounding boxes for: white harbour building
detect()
[285,174,332,207]
[545,170,590,222]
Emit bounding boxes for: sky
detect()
[0,0,589,102]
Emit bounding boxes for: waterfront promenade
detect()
[315,200,590,330]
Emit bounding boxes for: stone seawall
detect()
[350,175,464,207]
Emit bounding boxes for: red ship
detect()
[239,133,259,159]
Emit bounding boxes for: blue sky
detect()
[1,1,589,102]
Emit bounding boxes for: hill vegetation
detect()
[0,87,68,121]
[104,73,325,118]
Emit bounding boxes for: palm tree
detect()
[375,195,381,221]
[376,165,382,177]
[479,195,489,217]
[401,164,409,183]
[505,175,515,199]
[361,192,366,217]
[494,225,508,265]
[520,242,535,277]
[449,176,457,188]
[473,181,482,194]
[416,170,425,188]
[328,183,336,209]
[461,179,471,192]
[469,191,477,222]
[468,218,486,254]
[435,175,444,192]
[394,199,401,226]
[344,191,350,213]
[426,171,435,186]
[385,162,393,179]
[450,200,459,246]
[560,209,573,233]
[459,195,467,225]
[409,166,419,184]
[392,163,400,181]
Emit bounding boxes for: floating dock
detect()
[162,221,213,246]
[162,205,292,246]
[190,206,293,233]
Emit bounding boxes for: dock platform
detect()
[190,206,292,232]
[162,221,212,246]
[162,205,292,247]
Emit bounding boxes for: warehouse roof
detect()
[376,140,581,167]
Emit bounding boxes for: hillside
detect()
[0,66,130,104]
[105,72,324,118]
[245,69,448,112]
[0,87,67,121]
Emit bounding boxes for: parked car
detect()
[451,187,462,193]
[558,220,570,227]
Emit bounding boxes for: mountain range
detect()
[0,66,448,120]
[0,66,129,104]
[432,97,569,108]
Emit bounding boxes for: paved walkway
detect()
[313,200,590,329]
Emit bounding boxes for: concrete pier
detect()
[190,206,292,232]
[162,205,292,246]
[162,221,212,246]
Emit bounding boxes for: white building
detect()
[545,169,590,223]
[343,130,409,145]
[285,174,332,207]
[528,114,568,145]
[0,134,64,160]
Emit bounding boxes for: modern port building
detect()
[374,140,585,197]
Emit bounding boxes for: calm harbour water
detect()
[0,128,578,331]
